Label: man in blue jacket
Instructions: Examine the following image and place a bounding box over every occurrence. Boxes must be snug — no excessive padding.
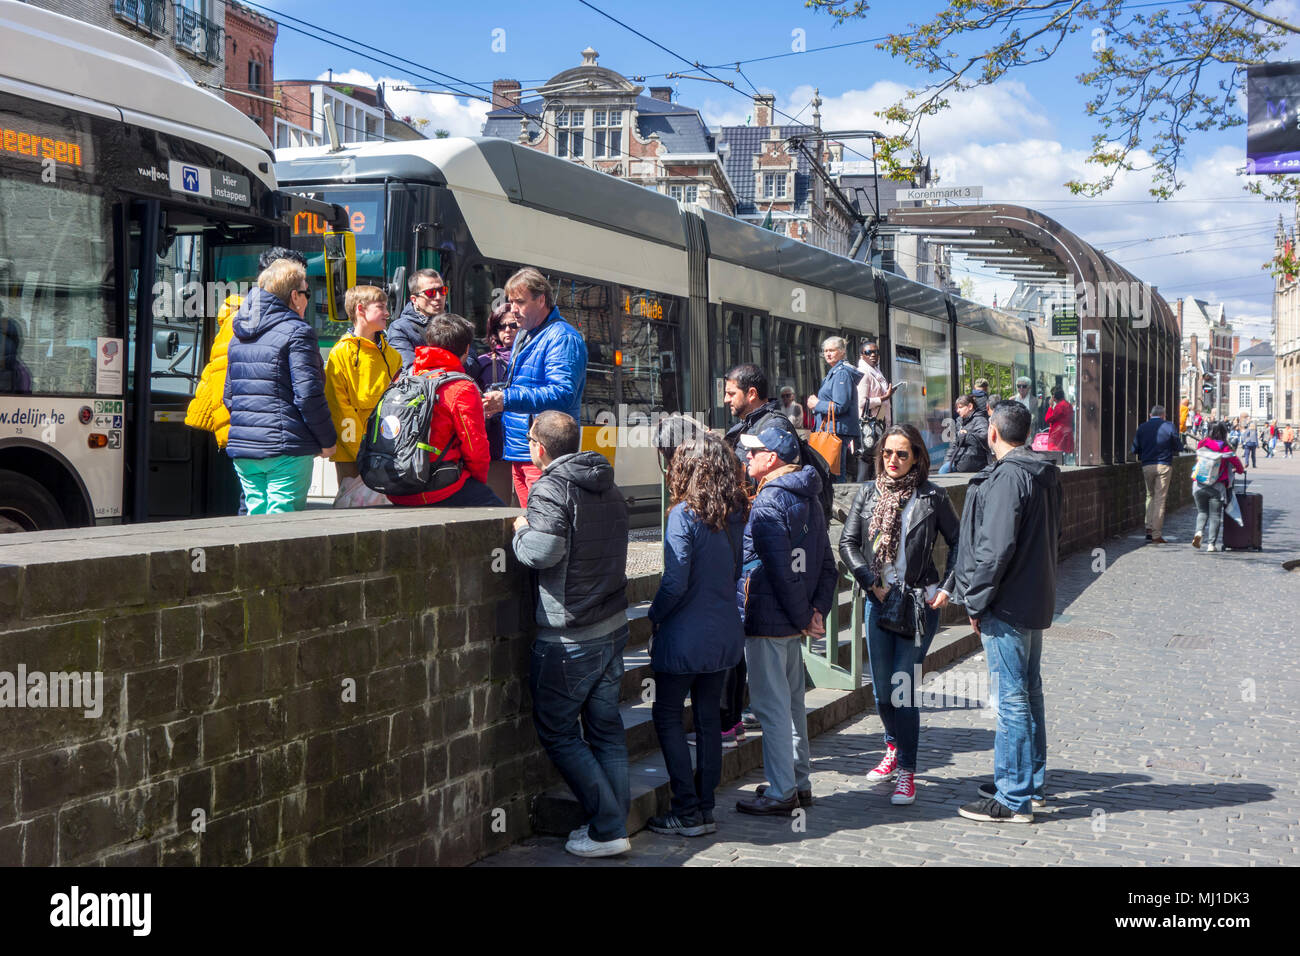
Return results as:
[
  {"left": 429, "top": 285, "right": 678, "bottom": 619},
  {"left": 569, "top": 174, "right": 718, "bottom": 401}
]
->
[
  {"left": 483, "top": 267, "right": 588, "bottom": 507},
  {"left": 1131, "top": 404, "right": 1182, "bottom": 543},
  {"left": 734, "top": 427, "right": 837, "bottom": 816}
]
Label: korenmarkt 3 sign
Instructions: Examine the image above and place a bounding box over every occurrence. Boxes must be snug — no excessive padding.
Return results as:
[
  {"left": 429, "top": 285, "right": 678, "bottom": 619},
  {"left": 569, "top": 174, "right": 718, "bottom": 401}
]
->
[{"left": 900, "top": 185, "right": 983, "bottom": 202}]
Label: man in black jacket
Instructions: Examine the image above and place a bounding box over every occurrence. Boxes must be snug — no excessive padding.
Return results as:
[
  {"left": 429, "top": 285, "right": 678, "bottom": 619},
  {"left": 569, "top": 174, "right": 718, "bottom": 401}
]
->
[
  {"left": 939, "top": 395, "right": 989, "bottom": 474},
  {"left": 512, "top": 410, "right": 631, "bottom": 858},
  {"left": 387, "top": 269, "right": 447, "bottom": 369},
  {"left": 952, "top": 402, "right": 1061, "bottom": 824},
  {"left": 722, "top": 364, "right": 801, "bottom": 472}
]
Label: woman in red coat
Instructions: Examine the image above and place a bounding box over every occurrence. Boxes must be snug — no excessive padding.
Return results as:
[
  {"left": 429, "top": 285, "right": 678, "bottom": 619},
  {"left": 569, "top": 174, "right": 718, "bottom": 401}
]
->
[{"left": 1044, "top": 386, "right": 1074, "bottom": 456}]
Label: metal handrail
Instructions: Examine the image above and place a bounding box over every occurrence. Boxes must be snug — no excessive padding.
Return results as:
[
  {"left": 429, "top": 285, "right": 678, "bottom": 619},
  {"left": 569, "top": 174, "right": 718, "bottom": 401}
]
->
[
  {"left": 802, "top": 566, "right": 863, "bottom": 690},
  {"left": 113, "top": 0, "right": 166, "bottom": 35},
  {"left": 173, "top": 3, "right": 223, "bottom": 63}
]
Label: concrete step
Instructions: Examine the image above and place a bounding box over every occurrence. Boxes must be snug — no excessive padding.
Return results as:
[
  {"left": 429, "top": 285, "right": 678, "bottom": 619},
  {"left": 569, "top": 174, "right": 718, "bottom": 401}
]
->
[{"left": 529, "top": 623, "right": 981, "bottom": 837}]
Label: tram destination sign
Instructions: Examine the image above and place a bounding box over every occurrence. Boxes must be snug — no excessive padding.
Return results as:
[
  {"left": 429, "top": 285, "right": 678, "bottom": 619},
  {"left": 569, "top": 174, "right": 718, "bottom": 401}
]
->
[{"left": 900, "top": 185, "right": 983, "bottom": 202}]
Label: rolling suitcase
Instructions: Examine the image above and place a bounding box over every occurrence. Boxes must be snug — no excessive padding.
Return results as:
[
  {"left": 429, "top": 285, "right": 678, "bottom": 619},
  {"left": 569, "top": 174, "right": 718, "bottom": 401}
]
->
[{"left": 1223, "top": 474, "right": 1263, "bottom": 551}]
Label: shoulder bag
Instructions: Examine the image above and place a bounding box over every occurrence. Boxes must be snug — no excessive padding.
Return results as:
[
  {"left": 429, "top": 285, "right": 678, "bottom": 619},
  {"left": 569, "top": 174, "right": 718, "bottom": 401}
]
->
[{"left": 809, "top": 403, "right": 843, "bottom": 476}]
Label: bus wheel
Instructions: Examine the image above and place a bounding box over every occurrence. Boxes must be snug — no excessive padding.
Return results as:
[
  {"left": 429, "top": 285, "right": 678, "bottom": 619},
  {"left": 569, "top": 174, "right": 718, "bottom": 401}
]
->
[{"left": 0, "top": 469, "right": 67, "bottom": 531}]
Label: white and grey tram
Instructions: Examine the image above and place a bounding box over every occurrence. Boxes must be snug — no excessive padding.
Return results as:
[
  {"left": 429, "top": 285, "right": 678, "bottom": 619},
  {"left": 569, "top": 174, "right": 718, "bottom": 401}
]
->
[{"left": 276, "top": 137, "right": 1070, "bottom": 521}]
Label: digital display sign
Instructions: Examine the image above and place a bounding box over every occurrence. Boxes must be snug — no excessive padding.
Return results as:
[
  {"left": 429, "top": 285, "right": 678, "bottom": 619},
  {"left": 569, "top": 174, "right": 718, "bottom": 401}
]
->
[
  {"left": 1, "top": 124, "right": 86, "bottom": 166},
  {"left": 292, "top": 202, "right": 378, "bottom": 237},
  {"left": 1247, "top": 62, "right": 1300, "bottom": 174},
  {"left": 623, "top": 292, "right": 663, "bottom": 320}
]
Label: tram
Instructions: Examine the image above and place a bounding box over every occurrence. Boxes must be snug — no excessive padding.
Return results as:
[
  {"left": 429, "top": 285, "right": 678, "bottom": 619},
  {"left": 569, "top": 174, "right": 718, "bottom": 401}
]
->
[{"left": 276, "top": 137, "right": 1071, "bottom": 519}]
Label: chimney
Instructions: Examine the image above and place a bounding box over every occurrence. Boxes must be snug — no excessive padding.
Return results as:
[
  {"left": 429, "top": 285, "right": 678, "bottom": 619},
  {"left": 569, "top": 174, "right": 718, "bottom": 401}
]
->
[
  {"left": 492, "top": 79, "right": 521, "bottom": 110},
  {"left": 754, "top": 93, "right": 775, "bottom": 127},
  {"left": 581, "top": 46, "right": 599, "bottom": 66},
  {"left": 649, "top": 86, "right": 673, "bottom": 102}
]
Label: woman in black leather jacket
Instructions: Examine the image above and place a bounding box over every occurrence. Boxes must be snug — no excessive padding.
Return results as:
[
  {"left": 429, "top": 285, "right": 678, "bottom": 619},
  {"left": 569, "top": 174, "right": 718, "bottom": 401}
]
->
[{"left": 839, "top": 423, "right": 960, "bottom": 807}]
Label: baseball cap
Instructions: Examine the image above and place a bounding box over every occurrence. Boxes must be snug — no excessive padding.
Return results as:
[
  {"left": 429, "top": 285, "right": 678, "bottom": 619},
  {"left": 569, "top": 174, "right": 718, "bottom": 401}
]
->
[{"left": 739, "top": 427, "right": 799, "bottom": 464}]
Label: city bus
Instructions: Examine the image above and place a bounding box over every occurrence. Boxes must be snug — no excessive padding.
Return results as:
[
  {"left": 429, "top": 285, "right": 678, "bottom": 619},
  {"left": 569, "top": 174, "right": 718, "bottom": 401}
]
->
[{"left": 0, "top": 1, "right": 346, "bottom": 531}]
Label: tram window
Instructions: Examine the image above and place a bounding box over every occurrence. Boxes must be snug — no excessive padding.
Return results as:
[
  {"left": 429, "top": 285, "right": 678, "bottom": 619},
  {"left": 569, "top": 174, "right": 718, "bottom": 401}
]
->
[
  {"left": 0, "top": 176, "right": 114, "bottom": 396},
  {"left": 619, "top": 287, "right": 682, "bottom": 416},
  {"left": 723, "top": 308, "right": 744, "bottom": 372},
  {"left": 548, "top": 272, "right": 613, "bottom": 425},
  {"left": 749, "top": 314, "right": 768, "bottom": 371}
]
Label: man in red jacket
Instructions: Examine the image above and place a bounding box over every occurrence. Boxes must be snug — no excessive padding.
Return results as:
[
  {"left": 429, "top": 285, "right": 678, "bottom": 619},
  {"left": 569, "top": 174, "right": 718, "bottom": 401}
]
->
[{"left": 388, "top": 314, "right": 505, "bottom": 508}]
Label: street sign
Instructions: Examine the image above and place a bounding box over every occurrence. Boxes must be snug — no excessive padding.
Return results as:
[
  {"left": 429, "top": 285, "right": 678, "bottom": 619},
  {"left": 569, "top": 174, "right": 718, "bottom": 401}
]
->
[
  {"left": 900, "top": 185, "right": 983, "bottom": 202},
  {"left": 1050, "top": 310, "right": 1080, "bottom": 341}
]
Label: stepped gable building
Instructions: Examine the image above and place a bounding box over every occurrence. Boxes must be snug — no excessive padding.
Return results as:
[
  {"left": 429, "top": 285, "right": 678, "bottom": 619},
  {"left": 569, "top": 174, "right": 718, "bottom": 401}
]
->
[
  {"left": 222, "top": 1, "right": 277, "bottom": 136},
  {"left": 482, "top": 48, "right": 736, "bottom": 215},
  {"left": 716, "top": 93, "right": 857, "bottom": 256},
  {"left": 1178, "top": 297, "right": 1234, "bottom": 417}
]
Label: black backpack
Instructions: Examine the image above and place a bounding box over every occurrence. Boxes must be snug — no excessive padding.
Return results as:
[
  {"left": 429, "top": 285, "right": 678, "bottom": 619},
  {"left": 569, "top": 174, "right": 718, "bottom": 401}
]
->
[{"left": 358, "top": 369, "right": 474, "bottom": 496}]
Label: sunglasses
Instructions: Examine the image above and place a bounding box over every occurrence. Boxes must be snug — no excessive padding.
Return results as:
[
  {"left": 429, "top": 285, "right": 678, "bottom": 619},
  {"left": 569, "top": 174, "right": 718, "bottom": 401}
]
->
[
  {"left": 863, "top": 350, "right": 878, "bottom": 356},
  {"left": 499, "top": 322, "right": 519, "bottom": 330},
  {"left": 881, "top": 448, "right": 911, "bottom": 460},
  {"left": 292, "top": 287, "right": 309, "bottom": 298},
  {"left": 416, "top": 286, "right": 447, "bottom": 300}
]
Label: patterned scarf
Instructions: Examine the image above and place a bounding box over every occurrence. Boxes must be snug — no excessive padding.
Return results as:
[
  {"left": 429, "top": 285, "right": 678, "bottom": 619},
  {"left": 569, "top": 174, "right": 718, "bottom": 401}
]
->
[{"left": 866, "top": 466, "right": 922, "bottom": 580}]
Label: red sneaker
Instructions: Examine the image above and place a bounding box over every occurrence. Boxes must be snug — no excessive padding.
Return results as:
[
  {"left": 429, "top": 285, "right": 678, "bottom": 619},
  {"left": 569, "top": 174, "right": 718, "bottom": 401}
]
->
[
  {"left": 866, "top": 744, "right": 898, "bottom": 783},
  {"left": 891, "top": 770, "right": 916, "bottom": 805}
]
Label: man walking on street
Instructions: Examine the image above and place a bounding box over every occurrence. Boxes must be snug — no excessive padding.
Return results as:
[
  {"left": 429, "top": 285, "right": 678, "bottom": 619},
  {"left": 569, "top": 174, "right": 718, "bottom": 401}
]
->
[
  {"left": 953, "top": 402, "right": 1061, "bottom": 824},
  {"left": 512, "top": 411, "right": 631, "bottom": 857},
  {"left": 734, "top": 427, "right": 837, "bottom": 816},
  {"left": 1131, "top": 405, "right": 1182, "bottom": 543}
]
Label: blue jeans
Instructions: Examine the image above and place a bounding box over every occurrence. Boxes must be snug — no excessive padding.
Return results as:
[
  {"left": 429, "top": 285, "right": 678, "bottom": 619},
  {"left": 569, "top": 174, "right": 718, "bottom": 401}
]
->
[
  {"left": 652, "top": 669, "right": 725, "bottom": 816},
  {"left": 1193, "top": 483, "right": 1226, "bottom": 548},
  {"left": 938, "top": 461, "right": 953, "bottom": 475},
  {"left": 978, "top": 613, "right": 1046, "bottom": 813},
  {"left": 865, "top": 596, "right": 941, "bottom": 771},
  {"left": 529, "top": 625, "right": 631, "bottom": 841},
  {"left": 744, "top": 636, "right": 810, "bottom": 802}
]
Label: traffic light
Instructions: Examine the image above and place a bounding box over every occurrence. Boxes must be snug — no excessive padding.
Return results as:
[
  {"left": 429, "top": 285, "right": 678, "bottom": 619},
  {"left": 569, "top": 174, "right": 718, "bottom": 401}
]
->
[{"left": 1202, "top": 373, "right": 1215, "bottom": 409}]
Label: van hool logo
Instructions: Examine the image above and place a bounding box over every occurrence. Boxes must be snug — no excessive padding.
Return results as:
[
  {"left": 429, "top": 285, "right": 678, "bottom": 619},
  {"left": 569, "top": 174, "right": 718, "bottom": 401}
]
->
[{"left": 0, "top": 666, "right": 103, "bottom": 718}]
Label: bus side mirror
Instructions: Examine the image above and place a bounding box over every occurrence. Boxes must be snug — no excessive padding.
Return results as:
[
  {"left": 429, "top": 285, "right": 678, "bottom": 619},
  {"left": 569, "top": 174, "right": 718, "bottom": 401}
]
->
[
  {"left": 388, "top": 265, "right": 407, "bottom": 315},
  {"left": 322, "top": 230, "right": 356, "bottom": 324},
  {"left": 154, "top": 329, "right": 179, "bottom": 360}
]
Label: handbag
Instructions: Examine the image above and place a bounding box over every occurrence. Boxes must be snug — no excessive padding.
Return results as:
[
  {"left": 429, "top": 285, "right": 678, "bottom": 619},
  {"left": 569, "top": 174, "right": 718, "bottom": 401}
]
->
[
  {"left": 860, "top": 413, "right": 885, "bottom": 461},
  {"left": 1031, "top": 430, "right": 1051, "bottom": 452},
  {"left": 877, "top": 583, "right": 922, "bottom": 637},
  {"left": 808, "top": 403, "right": 843, "bottom": 476}
]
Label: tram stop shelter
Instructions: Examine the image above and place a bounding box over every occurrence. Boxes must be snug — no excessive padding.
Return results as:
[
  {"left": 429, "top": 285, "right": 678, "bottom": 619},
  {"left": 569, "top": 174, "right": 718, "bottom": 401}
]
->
[{"left": 886, "top": 203, "right": 1180, "bottom": 466}]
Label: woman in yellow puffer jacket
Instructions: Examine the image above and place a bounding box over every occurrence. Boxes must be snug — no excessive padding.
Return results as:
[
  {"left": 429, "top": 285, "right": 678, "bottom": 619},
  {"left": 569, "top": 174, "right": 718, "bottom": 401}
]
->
[
  {"left": 325, "top": 285, "right": 400, "bottom": 482},
  {"left": 185, "top": 293, "right": 241, "bottom": 447}
]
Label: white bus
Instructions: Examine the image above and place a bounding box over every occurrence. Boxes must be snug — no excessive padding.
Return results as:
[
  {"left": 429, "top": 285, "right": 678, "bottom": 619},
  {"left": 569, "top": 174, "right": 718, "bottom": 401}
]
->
[{"left": 0, "top": 1, "right": 344, "bottom": 530}]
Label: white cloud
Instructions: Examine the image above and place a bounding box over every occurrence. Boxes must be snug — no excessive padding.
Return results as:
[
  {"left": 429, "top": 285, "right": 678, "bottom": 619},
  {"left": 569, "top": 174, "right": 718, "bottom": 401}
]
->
[{"left": 314, "top": 69, "right": 490, "bottom": 138}]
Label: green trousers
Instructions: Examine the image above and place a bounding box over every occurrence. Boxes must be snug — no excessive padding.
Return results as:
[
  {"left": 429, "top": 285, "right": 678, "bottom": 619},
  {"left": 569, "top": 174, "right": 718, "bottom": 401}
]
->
[{"left": 232, "top": 454, "right": 316, "bottom": 514}]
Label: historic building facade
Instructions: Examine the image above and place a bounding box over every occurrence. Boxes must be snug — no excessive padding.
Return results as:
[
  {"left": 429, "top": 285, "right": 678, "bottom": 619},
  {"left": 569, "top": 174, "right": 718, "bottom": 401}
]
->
[
  {"left": 222, "top": 1, "right": 276, "bottom": 137},
  {"left": 1178, "top": 297, "right": 1234, "bottom": 417},
  {"left": 483, "top": 48, "right": 737, "bottom": 215},
  {"left": 1273, "top": 213, "right": 1300, "bottom": 423}
]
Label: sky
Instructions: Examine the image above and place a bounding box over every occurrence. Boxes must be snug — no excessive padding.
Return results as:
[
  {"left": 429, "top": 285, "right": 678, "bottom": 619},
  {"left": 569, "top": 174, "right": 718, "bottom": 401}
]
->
[{"left": 256, "top": 0, "right": 1300, "bottom": 340}]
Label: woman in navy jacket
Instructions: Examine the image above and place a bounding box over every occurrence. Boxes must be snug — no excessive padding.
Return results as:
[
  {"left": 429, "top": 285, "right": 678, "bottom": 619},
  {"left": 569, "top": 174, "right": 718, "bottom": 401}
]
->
[
  {"left": 223, "top": 260, "right": 336, "bottom": 513},
  {"left": 647, "top": 435, "right": 749, "bottom": 837}
]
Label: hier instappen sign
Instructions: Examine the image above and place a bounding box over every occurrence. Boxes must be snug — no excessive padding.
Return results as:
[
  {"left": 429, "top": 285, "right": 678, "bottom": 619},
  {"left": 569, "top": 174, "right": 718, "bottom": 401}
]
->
[{"left": 900, "top": 185, "right": 983, "bottom": 202}]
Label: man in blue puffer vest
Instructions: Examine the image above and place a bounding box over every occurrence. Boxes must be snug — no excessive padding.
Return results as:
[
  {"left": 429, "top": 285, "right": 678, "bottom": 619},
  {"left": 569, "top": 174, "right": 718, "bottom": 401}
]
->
[
  {"left": 734, "top": 427, "right": 837, "bottom": 816},
  {"left": 482, "top": 267, "right": 587, "bottom": 507},
  {"left": 224, "top": 259, "right": 336, "bottom": 513}
]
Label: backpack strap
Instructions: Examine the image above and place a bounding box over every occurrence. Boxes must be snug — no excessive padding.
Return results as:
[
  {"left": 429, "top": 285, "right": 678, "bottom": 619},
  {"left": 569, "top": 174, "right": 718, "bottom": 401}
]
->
[{"left": 411, "top": 370, "right": 476, "bottom": 461}]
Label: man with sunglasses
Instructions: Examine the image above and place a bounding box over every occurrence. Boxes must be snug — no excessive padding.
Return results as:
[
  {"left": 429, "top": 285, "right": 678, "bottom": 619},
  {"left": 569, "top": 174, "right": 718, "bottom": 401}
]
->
[{"left": 388, "top": 268, "right": 448, "bottom": 370}]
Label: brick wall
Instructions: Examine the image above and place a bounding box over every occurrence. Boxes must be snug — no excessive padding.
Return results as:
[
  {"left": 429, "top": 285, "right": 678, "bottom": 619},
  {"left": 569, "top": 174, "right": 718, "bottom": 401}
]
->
[{"left": 0, "top": 508, "right": 561, "bottom": 866}]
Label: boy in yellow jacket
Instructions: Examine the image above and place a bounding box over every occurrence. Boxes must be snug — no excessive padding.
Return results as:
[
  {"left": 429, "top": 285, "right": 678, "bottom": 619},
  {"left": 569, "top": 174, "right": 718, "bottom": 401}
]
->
[{"left": 325, "top": 285, "right": 401, "bottom": 482}]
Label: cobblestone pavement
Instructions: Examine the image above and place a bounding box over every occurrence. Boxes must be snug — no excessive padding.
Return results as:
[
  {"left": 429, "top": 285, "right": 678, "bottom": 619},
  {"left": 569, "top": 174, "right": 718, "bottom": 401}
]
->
[{"left": 481, "top": 456, "right": 1300, "bottom": 866}]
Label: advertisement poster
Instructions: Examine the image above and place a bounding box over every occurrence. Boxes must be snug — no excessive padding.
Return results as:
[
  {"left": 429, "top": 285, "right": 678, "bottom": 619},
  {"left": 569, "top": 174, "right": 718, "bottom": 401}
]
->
[{"left": 96, "top": 337, "right": 123, "bottom": 394}]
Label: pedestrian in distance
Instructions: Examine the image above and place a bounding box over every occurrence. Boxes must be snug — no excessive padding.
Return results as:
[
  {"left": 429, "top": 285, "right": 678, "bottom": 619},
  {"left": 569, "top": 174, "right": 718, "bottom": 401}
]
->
[
  {"left": 511, "top": 410, "right": 631, "bottom": 858},
  {"left": 324, "top": 284, "right": 400, "bottom": 504},
  {"left": 483, "top": 267, "right": 588, "bottom": 508},
  {"left": 1043, "top": 386, "right": 1075, "bottom": 459},
  {"left": 470, "top": 301, "right": 519, "bottom": 504},
  {"left": 952, "top": 402, "right": 1061, "bottom": 824},
  {"left": 839, "top": 424, "right": 959, "bottom": 806},
  {"left": 1013, "top": 375, "right": 1035, "bottom": 417},
  {"left": 388, "top": 268, "right": 447, "bottom": 370},
  {"left": 807, "top": 336, "right": 864, "bottom": 483},
  {"left": 971, "top": 378, "right": 992, "bottom": 419},
  {"left": 733, "top": 427, "right": 837, "bottom": 816},
  {"left": 1284, "top": 423, "right": 1295, "bottom": 457},
  {"left": 938, "top": 394, "right": 989, "bottom": 474},
  {"left": 386, "top": 314, "right": 503, "bottom": 508},
  {"left": 1227, "top": 423, "right": 1241, "bottom": 452},
  {"left": 1241, "top": 421, "right": 1260, "bottom": 468},
  {"left": 778, "top": 385, "right": 806, "bottom": 430},
  {"left": 223, "top": 258, "right": 336, "bottom": 514},
  {"left": 856, "top": 339, "right": 897, "bottom": 480},
  {"left": 1130, "top": 405, "right": 1182, "bottom": 543},
  {"left": 1191, "top": 423, "right": 1244, "bottom": 553},
  {"left": 647, "top": 435, "right": 749, "bottom": 837}
]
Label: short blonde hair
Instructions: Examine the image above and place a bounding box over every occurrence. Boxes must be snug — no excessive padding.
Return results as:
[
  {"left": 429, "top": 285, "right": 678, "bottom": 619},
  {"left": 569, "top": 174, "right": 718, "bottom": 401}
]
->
[
  {"left": 258, "top": 260, "right": 307, "bottom": 305},
  {"left": 505, "top": 266, "right": 554, "bottom": 309},
  {"left": 821, "top": 335, "right": 847, "bottom": 354},
  {"left": 344, "top": 284, "right": 386, "bottom": 321}
]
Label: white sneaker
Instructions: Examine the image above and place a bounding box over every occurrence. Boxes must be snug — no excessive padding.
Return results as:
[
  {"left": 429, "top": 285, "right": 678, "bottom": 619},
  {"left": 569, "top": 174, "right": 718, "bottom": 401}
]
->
[
  {"left": 1206, "top": 544, "right": 1218, "bottom": 552},
  {"left": 564, "top": 832, "right": 631, "bottom": 858},
  {"left": 568, "top": 824, "right": 588, "bottom": 842}
]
